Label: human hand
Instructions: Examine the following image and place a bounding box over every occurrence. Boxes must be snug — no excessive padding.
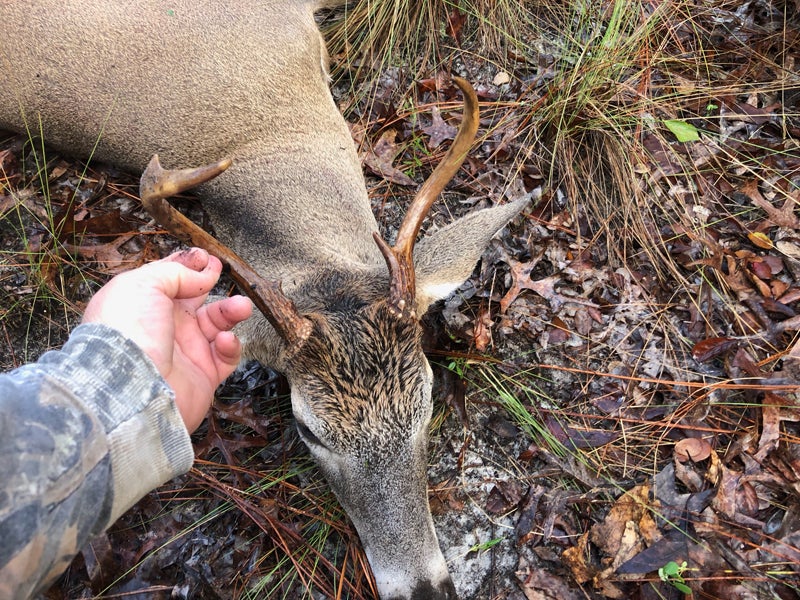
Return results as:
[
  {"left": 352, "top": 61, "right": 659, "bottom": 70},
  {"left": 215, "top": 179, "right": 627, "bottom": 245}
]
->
[{"left": 82, "top": 248, "right": 253, "bottom": 431}]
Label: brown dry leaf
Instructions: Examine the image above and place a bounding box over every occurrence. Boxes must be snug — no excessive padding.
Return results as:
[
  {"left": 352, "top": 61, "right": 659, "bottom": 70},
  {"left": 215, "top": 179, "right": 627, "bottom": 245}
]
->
[
  {"left": 573, "top": 307, "right": 594, "bottom": 336},
  {"left": 740, "top": 180, "right": 800, "bottom": 229},
  {"left": 674, "top": 438, "right": 712, "bottom": 463},
  {"left": 445, "top": 7, "right": 467, "bottom": 42},
  {"left": 776, "top": 239, "right": 800, "bottom": 261},
  {"left": 82, "top": 533, "right": 117, "bottom": 591},
  {"left": 486, "top": 480, "right": 525, "bottom": 515},
  {"left": 755, "top": 392, "right": 800, "bottom": 462},
  {"left": 438, "top": 368, "right": 468, "bottom": 428},
  {"left": 745, "top": 262, "right": 773, "bottom": 297},
  {"left": 547, "top": 316, "right": 571, "bottom": 344},
  {"left": 214, "top": 398, "right": 273, "bottom": 438},
  {"left": 500, "top": 257, "right": 564, "bottom": 313},
  {"left": 711, "top": 463, "right": 759, "bottom": 523},
  {"left": 595, "top": 521, "right": 645, "bottom": 581},
  {"left": 48, "top": 161, "right": 69, "bottom": 180},
  {"left": 472, "top": 305, "right": 493, "bottom": 352},
  {"left": 422, "top": 106, "right": 458, "bottom": 149},
  {"left": 0, "top": 194, "right": 16, "bottom": 217},
  {"left": 562, "top": 532, "right": 594, "bottom": 584},
  {"left": 590, "top": 485, "right": 657, "bottom": 560},
  {"left": 63, "top": 233, "right": 139, "bottom": 274},
  {"left": 545, "top": 415, "right": 618, "bottom": 450},
  {"left": 576, "top": 484, "right": 663, "bottom": 597},
  {"left": 516, "top": 559, "right": 582, "bottom": 600},
  {"left": 362, "top": 129, "right": 415, "bottom": 186},
  {"left": 193, "top": 407, "right": 268, "bottom": 470},
  {"left": 674, "top": 439, "right": 719, "bottom": 492},
  {"left": 62, "top": 208, "right": 132, "bottom": 238}
]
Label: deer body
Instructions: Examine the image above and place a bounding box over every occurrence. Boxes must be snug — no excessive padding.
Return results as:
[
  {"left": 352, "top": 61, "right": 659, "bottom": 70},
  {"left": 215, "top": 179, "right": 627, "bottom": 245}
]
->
[{"left": 0, "top": 2, "right": 527, "bottom": 598}]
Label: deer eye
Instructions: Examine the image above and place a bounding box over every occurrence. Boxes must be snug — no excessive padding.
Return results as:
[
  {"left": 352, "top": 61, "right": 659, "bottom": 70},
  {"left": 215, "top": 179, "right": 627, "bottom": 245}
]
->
[{"left": 296, "top": 421, "right": 325, "bottom": 448}]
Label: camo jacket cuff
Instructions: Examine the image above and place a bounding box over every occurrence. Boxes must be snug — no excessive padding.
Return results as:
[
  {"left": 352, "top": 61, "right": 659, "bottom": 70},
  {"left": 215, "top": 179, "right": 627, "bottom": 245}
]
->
[{"left": 0, "top": 323, "right": 194, "bottom": 598}]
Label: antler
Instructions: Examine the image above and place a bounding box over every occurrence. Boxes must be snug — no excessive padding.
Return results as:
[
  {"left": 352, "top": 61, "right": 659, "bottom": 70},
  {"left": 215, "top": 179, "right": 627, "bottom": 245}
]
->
[
  {"left": 139, "top": 155, "right": 313, "bottom": 352},
  {"left": 373, "top": 76, "right": 479, "bottom": 319}
]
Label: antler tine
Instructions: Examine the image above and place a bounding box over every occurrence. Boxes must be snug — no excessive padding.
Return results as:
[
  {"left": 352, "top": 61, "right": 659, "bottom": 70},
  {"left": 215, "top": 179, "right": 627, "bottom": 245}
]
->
[
  {"left": 139, "top": 154, "right": 313, "bottom": 352},
  {"left": 374, "top": 76, "right": 480, "bottom": 319}
]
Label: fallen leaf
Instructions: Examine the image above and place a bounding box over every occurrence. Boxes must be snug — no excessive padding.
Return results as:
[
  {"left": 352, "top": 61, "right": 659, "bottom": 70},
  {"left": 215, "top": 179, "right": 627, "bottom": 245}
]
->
[
  {"left": 62, "top": 233, "right": 139, "bottom": 274},
  {"left": 692, "top": 336, "right": 739, "bottom": 362},
  {"left": 674, "top": 438, "right": 712, "bottom": 463},
  {"left": 748, "top": 231, "right": 773, "bottom": 249},
  {"left": 546, "top": 415, "right": 619, "bottom": 449},
  {"left": 516, "top": 559, "right": 583, "bottom": 600},
  {"left": 500, "top": 257, "right": 569, "bottom": 313},
  {"left": 486, "top": 480, "right": 525, "bottom": 514},
  {"left": 755, "top": 392, "right": 799, "bottom": 462},
  {"left": 664, "top": 119, "right": 700, "bottom": 142},
  {"left": 562, "top": 532, "right": 594, "bottom": 584},
  {"left": 547, "top": 316, "right": 571, "bottom": 344},
  {"left": 493, "top": 71, "right": 511, "bottom": 86},
  {"left": 740, "top": 180, "right": 800, "bottom": 229},
  {"left": 445, "top": 7, "right": 467, "bottom": 42},
  {"left": 473, "top": 305, "right": 493, "bottom": 352},
  {"left": 362, "top": 129, "right": 415, "bottom": 186},
  {"left": 776, "top": 239, "right": 800, "bottom": 260},
  {"left": 422, "top": 106, "right": 458, "bottom": 149}
]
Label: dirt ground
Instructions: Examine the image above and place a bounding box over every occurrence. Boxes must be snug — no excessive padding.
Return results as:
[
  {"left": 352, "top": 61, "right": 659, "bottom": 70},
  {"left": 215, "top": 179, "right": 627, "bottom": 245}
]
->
[{"left": 2, "top": 1, "right": 800, "bottom": 599}]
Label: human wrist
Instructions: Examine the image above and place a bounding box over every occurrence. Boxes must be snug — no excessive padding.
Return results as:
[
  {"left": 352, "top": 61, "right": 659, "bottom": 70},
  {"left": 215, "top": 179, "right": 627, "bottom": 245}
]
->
[{"left": 38, "top": 324, "right": 194, "bottom": 520}]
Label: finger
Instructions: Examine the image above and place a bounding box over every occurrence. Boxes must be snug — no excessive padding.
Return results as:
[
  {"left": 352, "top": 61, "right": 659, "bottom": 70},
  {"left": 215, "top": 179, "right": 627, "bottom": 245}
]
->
[
  {"left": 197, "top": 295, "right": 253, "bottom": 339},
  {"left": 212, "top": 331, "right": 243, "bottom": 380}
]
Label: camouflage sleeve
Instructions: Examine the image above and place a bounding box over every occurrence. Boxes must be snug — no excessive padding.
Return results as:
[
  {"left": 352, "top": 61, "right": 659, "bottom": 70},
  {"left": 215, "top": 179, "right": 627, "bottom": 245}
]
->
[{"left": 0, "top": 323, "right": 195, "bottom": 598}]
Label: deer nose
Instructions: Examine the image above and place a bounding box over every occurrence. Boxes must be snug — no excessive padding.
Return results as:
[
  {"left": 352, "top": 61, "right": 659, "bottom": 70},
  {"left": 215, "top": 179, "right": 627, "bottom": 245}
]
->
[
  {"left": 409, "top": 575, "right": 458, "bottom": 600},
  {"left": 378, "top": 574, "right": 458, "bottom": 600}
]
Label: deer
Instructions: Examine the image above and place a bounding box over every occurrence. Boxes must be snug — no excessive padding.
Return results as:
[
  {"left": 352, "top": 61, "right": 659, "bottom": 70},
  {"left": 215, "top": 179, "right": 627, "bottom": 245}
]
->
[{"left": 0, "top": 1, "right": 528, "bottom": 598}]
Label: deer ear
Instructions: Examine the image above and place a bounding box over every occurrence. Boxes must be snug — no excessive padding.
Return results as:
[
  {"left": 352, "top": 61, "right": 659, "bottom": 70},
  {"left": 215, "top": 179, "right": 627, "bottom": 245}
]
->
[{"left": 413, "top": 197, "right": 529, "bottom": 314}]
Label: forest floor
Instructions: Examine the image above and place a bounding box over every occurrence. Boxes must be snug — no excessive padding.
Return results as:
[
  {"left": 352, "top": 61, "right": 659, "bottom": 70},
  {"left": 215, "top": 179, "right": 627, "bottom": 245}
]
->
[{"left": 2, "top": 1, "right": 800, "bottom": 598}]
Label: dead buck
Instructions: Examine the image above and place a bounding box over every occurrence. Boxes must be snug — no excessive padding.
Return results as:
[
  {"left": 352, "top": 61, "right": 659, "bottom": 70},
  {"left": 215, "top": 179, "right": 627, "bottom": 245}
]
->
[{"left": 0, "top": 1, "right": 528, "bottom": 598}]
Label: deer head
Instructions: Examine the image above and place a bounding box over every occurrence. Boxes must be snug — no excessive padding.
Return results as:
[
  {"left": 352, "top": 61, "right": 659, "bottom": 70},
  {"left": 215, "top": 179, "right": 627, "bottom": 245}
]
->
[{"left": 140, "top": 78, "right": 526, "bottom": 599}]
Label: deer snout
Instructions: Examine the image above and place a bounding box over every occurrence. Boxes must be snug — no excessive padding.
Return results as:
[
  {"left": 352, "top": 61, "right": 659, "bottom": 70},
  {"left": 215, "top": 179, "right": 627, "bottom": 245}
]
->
[{"left": 370, "top": 558, "right": 457, "bottom": 600}]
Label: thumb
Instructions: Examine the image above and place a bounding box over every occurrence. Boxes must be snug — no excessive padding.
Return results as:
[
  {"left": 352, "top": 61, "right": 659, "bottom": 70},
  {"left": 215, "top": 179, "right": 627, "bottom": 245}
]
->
[{"left": 136, "top": 248, "right": 223, "bottom": 300}]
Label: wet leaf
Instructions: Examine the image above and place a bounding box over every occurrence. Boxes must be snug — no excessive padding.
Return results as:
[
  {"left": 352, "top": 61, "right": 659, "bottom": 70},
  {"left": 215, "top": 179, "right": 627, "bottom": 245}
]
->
[{"left": 692, "top": 337, "right": 738, "bottom": 362}]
